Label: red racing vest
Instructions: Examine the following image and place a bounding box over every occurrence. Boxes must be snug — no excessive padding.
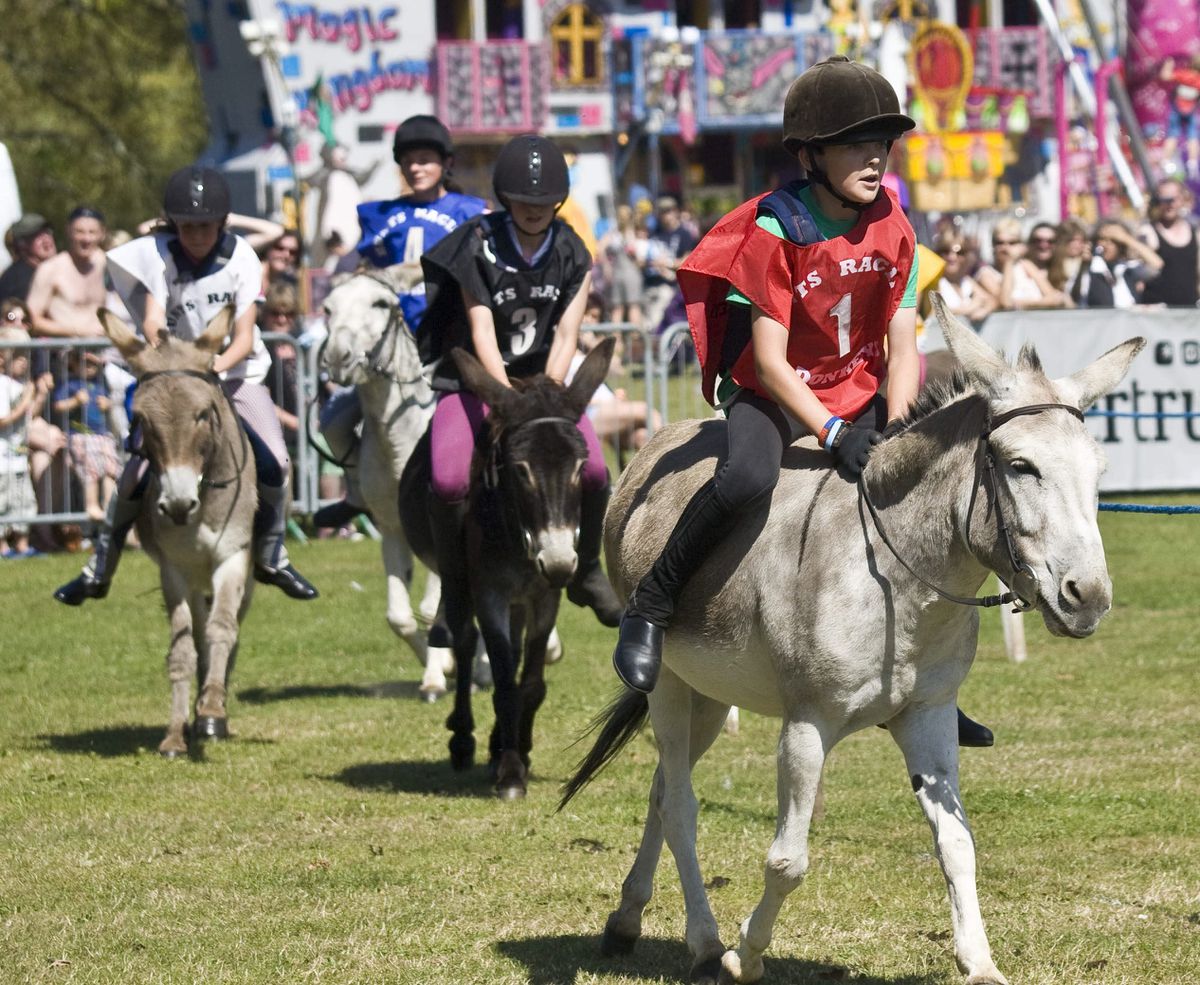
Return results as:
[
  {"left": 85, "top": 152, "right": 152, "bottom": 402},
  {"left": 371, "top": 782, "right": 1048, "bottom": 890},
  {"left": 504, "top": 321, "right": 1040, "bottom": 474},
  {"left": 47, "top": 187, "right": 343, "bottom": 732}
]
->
[{"left": 678, "top": 186, "right": 914, "bottom": 420}]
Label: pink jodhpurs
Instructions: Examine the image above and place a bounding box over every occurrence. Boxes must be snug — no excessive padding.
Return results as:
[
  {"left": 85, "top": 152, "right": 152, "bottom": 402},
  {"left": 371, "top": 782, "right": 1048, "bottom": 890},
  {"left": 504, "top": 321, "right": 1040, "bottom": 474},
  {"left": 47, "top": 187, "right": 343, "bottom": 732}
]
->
[{"left": 430, "top": 390, "right": 608, "bottom": 502}]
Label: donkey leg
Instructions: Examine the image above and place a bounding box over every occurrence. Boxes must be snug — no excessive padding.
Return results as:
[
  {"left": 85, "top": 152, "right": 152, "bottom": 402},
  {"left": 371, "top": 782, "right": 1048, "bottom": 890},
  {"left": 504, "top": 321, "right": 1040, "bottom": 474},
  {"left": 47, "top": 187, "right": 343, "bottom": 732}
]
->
[
  {"left": 159, "top": 568, "right": 196, "bottom": 758},
  {"left": 476, "top": 588, "right": 525, "bottom": 799},
  {"left": 889, "top": 703, "right": 1008, "bottom": 985},
  {"left": 605, "top": 686, "right": 731, "bottom": 975},
  {"left": 649, "top": 669, "right": 727, "bottom": 982},
  {"left": 381, "top": 531, "right": 431, "bottom": 670},
  {"left": 515, "top": 594, "right": 559, "bottom": 770},
  {"left": 417, "top": 569, "right": 440, "bottom": 628},
  {"left": 723, "top": 717, "right": 827, "bottom": 985},
  {"left": 195, "top": 554, "right": 249, "bottom": 740}
]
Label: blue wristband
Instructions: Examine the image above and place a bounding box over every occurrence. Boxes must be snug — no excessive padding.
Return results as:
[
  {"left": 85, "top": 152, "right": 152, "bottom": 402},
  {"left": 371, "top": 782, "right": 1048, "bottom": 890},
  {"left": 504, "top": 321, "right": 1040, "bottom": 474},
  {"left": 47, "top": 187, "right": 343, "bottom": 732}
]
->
[{"left": 823, "top": 418, "right": 846, "bottom": 451}]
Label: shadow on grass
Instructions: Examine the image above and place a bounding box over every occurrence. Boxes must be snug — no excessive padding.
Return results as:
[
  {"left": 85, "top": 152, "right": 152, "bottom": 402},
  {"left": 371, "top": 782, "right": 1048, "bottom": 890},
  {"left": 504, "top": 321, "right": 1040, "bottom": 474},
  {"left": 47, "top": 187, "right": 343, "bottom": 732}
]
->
[
  {"left": 38, "top": 724, "right": 164, "bottom": 757},
  {"left": 328, "top": 759, "right": 498, "bottom": 799},
  {"left": 496, "top": 933, "right": 938, "bottom": 984},
  {"left": 237, "top": 680, "right": 422, "bottom": 704},
  {"left": 37, "top": 725, "right": 274, "bottom": 759}
]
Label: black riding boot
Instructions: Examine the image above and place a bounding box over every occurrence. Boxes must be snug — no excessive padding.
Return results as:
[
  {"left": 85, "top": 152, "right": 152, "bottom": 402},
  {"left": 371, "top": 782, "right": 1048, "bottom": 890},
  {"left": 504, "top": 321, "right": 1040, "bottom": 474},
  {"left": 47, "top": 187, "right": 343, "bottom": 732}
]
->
[
  {"left": 957, "top": 708, "right": 994, "bottom": 747},
  {"left": 54, "top": 492, "right": 140, "bottom": 605},
  {"left": 565, "top": 484, "right": 623, "bottom": 627},
  {"left": 613, "top": 479, "right": 739, "bottom": 693}
]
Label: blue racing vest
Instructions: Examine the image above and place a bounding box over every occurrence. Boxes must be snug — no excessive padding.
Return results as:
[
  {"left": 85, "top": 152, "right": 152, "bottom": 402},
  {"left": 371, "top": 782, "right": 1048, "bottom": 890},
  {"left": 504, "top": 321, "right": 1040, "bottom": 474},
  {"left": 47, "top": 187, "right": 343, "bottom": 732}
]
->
[{"left": 356, "top": 191, "right": 487, "bottom": 330}]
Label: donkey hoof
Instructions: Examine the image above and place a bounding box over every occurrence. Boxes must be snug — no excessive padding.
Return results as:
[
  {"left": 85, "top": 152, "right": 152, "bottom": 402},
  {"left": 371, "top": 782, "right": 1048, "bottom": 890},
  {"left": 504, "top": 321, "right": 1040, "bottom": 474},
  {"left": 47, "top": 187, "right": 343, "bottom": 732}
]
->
[
  {"left": 599, "top": 918, "right": 638, "bottom": 957},
  {"left": 494, "top": 778, "right": 527, "bottom": 800},
  {"left": 691, "top": 955, "right": 724, "bottom": 984},
  {"left": 419, "top": 685, "right": 445, "bottom": 703},
  {"left": 158, "top": 745, "right": 186, "bottom": 759},
  {"left": 448, "top": 734, "right": 475, "bottom": 771},
  {"left": 193, "top": 716, "right": 228, "bottom": 740}
]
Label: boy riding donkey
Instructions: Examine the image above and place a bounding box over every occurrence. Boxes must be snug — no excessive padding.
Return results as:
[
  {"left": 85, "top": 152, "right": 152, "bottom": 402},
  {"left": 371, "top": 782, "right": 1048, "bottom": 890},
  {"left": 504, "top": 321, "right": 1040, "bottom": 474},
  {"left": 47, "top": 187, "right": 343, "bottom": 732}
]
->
[{"left": 611, "top": 56, "right": 993, "bottom": 747}]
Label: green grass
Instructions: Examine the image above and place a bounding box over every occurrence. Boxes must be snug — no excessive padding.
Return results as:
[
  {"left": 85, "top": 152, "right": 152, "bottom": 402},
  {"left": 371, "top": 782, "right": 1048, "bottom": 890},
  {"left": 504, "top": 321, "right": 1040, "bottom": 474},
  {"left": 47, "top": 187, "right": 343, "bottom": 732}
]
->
[{"left": 0, "top": 497, "right": 1197, "bottom": 984}]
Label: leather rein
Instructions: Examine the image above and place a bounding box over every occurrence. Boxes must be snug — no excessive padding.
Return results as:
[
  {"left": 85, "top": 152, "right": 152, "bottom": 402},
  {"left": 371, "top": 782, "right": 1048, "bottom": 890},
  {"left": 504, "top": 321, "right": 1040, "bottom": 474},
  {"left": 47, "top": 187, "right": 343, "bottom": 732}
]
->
[
  {"left": 858, "top": 402, "right": 1085, "bottom": 612},
  {"left": 136, "top": 368, "right": 250, "bottom": 490}
]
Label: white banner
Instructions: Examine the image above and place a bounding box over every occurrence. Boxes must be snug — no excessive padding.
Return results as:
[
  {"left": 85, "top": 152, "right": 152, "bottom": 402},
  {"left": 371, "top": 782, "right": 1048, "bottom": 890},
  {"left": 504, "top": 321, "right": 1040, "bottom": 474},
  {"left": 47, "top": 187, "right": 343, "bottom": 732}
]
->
[{"left": 922, "top": 309, "right": 1200, "bottom": 493}]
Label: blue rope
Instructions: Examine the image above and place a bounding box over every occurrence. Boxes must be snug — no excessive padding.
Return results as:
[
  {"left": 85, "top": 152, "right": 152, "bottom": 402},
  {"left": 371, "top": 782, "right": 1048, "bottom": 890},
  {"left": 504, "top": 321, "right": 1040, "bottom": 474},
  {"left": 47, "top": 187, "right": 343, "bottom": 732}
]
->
[
  {"left": 1099, "top": 503, "right": 1200, "bottom": 514},
  {"left": 1085, "top": 409, "right": 1200, "bottom": 419}
]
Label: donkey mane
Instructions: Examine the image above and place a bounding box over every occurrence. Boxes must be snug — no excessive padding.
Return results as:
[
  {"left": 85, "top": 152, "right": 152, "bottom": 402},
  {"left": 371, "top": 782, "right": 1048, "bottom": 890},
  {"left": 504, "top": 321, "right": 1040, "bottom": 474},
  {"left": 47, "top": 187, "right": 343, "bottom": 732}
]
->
[
  {"left": 895, "top": 369, "right": 973, "bottom": 431},
  {"left": 870, "top": 342, "right": 1052, "bottom": 495},
  {"left": 497, "top": 374, "right": 579, "bottom": 424}
]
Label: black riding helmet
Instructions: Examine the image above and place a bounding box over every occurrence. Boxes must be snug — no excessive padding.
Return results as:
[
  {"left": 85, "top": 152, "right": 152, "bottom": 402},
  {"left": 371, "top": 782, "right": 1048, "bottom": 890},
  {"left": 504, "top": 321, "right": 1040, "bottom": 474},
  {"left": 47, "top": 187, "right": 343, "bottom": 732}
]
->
[
  {"left": 492, "top": 135, "right": 570, "bottom": 207},
  {"left": 782, "top": 56, "right": 915, "bottom": 210},
  {"left": 392, "top": 114, "right": 453, "bottom": 163},
  {"left": 163, "top": 166, "right": 230, "bottom": 222}
]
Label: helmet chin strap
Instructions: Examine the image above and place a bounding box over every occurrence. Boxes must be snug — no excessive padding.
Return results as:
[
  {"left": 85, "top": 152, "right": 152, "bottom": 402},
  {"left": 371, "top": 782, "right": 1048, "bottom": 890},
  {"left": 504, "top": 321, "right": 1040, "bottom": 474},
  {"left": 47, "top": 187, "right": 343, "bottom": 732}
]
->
[
  {"left": 502, "top": 197, "right": 565, "bottom": 238},
  {"left": 804, "top": 143, "right": 894, "bottom": 214}
]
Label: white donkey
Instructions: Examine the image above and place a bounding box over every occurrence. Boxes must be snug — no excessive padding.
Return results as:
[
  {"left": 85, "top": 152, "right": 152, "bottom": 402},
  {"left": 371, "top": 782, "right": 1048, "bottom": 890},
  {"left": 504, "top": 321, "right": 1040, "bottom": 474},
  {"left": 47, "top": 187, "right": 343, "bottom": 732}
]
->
[
  {"left": 562, "top": 294, "right": 1143, "bottom": 984},
  {"left": 320, "top": 269, "right": 559, "bottom": 699},
  {"left": 321, "top": 268, "right": 446, "bottom": 696},
  {"left": 101, "top": 308, "right": 257, "bottom": 757}
]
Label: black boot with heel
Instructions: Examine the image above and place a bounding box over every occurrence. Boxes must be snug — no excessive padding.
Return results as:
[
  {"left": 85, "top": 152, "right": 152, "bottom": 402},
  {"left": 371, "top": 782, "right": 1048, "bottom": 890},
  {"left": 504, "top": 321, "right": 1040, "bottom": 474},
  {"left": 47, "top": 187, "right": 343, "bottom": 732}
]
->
[
  {"left": 612, "top": 479, "right": 739, "bottom": 693},
  {"left": 565, "top": 484, "right": 624, "bottom": 627}
]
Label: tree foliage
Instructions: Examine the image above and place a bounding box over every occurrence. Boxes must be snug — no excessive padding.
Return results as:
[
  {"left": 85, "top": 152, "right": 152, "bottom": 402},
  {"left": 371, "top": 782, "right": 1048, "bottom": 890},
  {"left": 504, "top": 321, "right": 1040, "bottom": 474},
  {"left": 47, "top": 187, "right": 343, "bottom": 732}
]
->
[{"left": 0, "top": 0, "right": 208, "bottom": 235}]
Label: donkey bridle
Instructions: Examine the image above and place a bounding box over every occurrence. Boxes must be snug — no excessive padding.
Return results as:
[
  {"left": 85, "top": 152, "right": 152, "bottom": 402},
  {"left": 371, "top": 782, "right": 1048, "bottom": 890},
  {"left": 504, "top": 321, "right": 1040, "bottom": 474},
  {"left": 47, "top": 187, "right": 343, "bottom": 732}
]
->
[
  {"left": 482, "top": 414, "right": 580, "bottom": 561},
  {"left": 859, "top": 402, "right": 1085, "bottom": 611},
  {"left": 137, "top": 368, "right": 249, "bottom": 489},
  {"left": 309, "top": 285, "right": 430, "bottom": 468}
]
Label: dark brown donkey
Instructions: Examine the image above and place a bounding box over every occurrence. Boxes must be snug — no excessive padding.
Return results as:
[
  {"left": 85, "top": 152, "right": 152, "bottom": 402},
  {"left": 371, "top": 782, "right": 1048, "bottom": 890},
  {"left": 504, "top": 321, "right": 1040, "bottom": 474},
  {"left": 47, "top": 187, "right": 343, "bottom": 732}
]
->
[{"left": 400, "top": 339, "right": 615, "bottom": 798}]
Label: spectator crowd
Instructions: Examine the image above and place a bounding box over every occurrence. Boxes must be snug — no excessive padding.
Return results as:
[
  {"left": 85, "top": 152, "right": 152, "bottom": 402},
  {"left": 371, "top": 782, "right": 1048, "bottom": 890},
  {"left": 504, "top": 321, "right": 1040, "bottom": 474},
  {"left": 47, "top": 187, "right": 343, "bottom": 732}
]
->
[{"left": 3, "top": 173, "right": 1199, "bottom": 558}]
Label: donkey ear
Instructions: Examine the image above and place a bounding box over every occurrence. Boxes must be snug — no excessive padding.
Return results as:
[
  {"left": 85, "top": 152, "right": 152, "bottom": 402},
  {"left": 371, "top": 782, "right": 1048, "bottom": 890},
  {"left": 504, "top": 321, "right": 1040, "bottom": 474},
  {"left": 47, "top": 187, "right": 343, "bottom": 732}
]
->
[
  {"left": 98, "top": 308, "right": 145, "bottom": 359},
  {"left": 450, "top": 347, "right": 512, "bottom": 409},
  {"left": 1053, "top": 337, "right": 1146, "bottom": 411},
  {"left": 929, "top": 292, "right": 1009, "bottom": 387},
  {"left": 382, "top": 262, "right": 424, "bottom": 296},
  {"left": 566, "top": 337, "right": 615, "bottom": 417},
  {"left": 196, "top": 305, "right": 234, "bottom": 354}
]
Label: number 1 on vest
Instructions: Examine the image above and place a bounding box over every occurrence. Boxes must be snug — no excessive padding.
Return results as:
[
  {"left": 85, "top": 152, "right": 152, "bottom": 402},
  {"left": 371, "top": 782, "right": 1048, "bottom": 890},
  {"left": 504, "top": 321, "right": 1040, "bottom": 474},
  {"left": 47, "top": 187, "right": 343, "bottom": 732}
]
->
[{"left": 828, "top": 293, "right": 852, "bottom": 357}]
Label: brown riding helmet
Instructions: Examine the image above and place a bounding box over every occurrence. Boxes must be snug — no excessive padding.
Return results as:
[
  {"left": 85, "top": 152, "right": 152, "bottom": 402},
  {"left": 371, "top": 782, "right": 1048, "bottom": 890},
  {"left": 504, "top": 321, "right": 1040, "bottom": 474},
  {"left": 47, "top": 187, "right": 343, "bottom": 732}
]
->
[{"left": 782, "top": 56, "right": 916, "bottom": 153}]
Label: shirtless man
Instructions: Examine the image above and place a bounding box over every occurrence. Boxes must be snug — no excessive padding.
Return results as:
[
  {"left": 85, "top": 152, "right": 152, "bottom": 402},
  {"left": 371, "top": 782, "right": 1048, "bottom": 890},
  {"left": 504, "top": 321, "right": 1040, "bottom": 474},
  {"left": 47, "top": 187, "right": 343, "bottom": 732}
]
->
[{"left": 27, "top": 207, "right": 109, "bottom": 339}]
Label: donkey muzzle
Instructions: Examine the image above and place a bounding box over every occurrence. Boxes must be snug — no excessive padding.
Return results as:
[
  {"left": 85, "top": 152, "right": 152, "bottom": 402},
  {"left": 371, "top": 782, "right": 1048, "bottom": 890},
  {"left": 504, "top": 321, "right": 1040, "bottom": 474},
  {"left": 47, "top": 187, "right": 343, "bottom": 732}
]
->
[
  {"left": 535, "top": 526, "right": 578, "bottom": 588},
  {"left": 157, "top": 466, "right": 201, "bottom": 526}
]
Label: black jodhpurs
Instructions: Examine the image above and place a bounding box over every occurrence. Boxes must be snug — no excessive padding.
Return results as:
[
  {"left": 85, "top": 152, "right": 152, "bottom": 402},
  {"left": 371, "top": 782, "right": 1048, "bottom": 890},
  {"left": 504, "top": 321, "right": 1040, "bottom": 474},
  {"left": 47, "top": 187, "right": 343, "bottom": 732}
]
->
[{"left": 629, "top": 388, "right": 884, "bottom": 627}]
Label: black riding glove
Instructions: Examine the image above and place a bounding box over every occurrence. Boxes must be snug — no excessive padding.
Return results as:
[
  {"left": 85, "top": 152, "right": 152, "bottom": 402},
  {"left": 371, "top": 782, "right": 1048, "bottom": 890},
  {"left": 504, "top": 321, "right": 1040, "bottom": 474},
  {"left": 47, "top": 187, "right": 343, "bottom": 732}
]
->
[
  {"left": 881, "top": 418, "right": 906, "bottom": 441},
  {"left": 830, "top": 422, "right": 883, "bottom": 477}
]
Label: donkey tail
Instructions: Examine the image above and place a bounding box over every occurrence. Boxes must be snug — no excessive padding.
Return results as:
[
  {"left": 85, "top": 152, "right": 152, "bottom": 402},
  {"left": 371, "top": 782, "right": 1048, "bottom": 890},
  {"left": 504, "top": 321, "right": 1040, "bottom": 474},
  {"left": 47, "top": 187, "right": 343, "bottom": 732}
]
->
[{"left": 558, "top": 688, "right": 650, "bottom": 811}]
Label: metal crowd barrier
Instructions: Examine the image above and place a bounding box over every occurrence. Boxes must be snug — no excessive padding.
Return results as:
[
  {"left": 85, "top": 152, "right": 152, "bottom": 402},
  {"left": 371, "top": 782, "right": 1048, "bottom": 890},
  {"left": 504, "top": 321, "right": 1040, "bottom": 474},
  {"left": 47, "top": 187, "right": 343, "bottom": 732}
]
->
[{"left": 0, "top": 321, "right": 698, "bottom": 539}]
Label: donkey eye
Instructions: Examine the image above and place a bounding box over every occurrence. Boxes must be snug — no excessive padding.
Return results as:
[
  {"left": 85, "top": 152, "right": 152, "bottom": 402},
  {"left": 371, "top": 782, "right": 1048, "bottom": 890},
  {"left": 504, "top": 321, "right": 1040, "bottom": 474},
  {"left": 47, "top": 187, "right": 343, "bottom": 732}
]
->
[
  {"left": 1010, "top": 459, "right": 1040, "bottom": 478},
  {"left": 372, "top": 298, "right": 392, "bottom": 310}
]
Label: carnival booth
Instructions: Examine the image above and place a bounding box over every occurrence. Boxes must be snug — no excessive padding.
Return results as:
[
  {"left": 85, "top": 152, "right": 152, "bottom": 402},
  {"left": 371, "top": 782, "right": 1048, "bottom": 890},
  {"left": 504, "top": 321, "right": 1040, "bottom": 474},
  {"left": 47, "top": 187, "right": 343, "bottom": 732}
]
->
[{"left": 899, "top": 21, "right": 1052, "bottom": 215}]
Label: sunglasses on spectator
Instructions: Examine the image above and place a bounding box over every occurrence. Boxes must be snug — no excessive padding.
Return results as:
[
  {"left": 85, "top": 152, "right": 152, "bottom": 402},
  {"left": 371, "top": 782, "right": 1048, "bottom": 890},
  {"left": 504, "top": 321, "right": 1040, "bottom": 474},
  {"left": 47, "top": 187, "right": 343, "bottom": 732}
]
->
[
  {"left": 1157, "top": 196, "right": 1179, "bottom": 205},
  {"left": 266, "top": 308, "right": 296, "bottom": 318},
  {"left": 993, "top": 238, "right": 1020, "bottom": 246},
  {"left": 1030, "top": 236, "right": 1055, "bottom": 246},
  {"left": 271, "top": 244, "right": 299, "bottom": 257},
  {"left": 936, "top": 244, "right": 964, "bottom": 256}
]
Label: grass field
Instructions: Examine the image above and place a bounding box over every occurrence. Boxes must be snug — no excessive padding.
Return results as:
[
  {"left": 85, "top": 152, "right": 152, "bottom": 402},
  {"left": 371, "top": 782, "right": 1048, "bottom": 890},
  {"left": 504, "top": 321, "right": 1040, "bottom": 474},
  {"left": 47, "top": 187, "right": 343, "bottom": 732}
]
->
[{"left": 0, "top": 497, "right": 1196, "bottom": 984}]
